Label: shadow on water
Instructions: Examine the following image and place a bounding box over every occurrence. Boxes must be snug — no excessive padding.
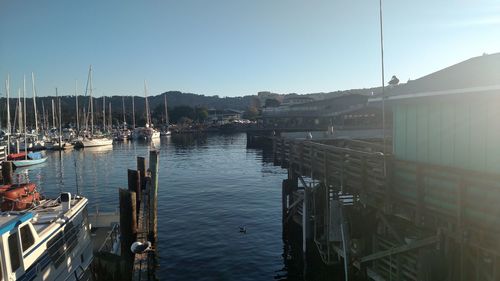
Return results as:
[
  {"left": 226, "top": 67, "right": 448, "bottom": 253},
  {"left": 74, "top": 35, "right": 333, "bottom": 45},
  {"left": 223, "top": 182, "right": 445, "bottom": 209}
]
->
[
  {"left": 279, "top": 222, "right": 345, "bottom": 281},
  {"left": 170, "top": 133, "right": 208, "bottom": 148},
  {"left": 248, "top": 146, "right": 275, "bottom": 164}
]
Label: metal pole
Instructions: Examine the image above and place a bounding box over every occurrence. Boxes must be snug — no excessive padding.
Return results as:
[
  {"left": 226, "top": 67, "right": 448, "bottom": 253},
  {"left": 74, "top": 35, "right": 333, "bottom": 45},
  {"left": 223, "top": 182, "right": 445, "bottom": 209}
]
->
[
  {"left": 75, "top": 80, "right": 79, "bottom": 133},
  {"left": 379, "top": 0, "right": 387, "bottom": 175},
  {"left": 23, "top": 76, "right": 27, "bottom": 159},
  {"left": 31, "top": 73, "right": 38, "bottom": 136},
  {"left": 132, "top": 96, "right": 136, "bottom": 129},
  {"left": 5, "top": 75, "right": 10, "bottom": 155}
]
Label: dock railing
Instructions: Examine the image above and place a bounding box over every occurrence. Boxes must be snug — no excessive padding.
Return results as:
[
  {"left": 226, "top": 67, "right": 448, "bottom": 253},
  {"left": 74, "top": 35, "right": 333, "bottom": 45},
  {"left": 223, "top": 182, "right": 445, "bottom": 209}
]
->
[
  {"left": 274, "top": 136, "right": 500, "bottom": 280},
  {"left": 274, "top": 137, "right": 388, "bottom": 207}
]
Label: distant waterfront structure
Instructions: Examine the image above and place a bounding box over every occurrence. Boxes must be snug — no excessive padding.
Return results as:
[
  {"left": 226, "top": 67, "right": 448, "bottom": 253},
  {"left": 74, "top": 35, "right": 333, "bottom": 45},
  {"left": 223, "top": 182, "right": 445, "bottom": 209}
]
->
[
  {"left": 206, "top": 109, "right": 244, "bottom": 125},
  {"left": 260, "top": 94, "right": 383, "bottom": 130}
]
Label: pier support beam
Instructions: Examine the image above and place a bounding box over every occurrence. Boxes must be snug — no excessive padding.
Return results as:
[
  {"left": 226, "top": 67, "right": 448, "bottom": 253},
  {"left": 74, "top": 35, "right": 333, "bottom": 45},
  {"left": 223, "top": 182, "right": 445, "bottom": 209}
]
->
[
  {"left": 137, "top": 156, "right": 146, "bottom": 190},
  {"left": 119, "top": 188, "right": 137, "bottom": 266},
  {"left": 128, "top": 169, "right": 141, "bottom": 218},
  {"left": 148, "top": 150, "right": 159, "bottom": 245},
  {"left": 303, "top": 186, "right": 312, "bottom": 254}
]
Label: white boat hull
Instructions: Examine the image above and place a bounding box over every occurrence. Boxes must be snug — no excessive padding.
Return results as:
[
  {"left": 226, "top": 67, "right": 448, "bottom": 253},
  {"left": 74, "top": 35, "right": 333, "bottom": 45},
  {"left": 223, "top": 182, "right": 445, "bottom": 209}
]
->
[{"left": 81, "top": 138, "right": 113, "bottom": 147}]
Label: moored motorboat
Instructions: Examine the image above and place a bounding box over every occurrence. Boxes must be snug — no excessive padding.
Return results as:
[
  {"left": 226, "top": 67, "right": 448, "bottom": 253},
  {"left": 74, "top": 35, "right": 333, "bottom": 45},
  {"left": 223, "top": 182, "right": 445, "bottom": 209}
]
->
[
  {"left": 132, "top": 126, "right": 161, "bottom": 140},
  {"left": 46, "top": 140, "right": 74, "bottom": 151},
  {"left": 80, "top": 137, "right": 113, "bottom": 148},
  {"left": 10, "top": 152, "right": 47, "bottom": 167},
  {"left": 0, "top": 191, "right": 93, "bottom": 280}
]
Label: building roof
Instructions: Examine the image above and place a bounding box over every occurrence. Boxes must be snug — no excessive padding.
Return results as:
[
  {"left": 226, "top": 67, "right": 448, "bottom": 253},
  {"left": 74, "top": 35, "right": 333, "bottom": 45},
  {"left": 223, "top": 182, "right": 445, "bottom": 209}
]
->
[{"left": 371, "top": 52, "right": 500, "bottom": 102}]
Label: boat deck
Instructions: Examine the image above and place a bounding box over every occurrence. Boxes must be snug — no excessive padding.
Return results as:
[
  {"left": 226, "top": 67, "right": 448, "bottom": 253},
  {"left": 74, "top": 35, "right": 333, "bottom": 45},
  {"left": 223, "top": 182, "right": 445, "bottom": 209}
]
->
[
  {"left": 89, "top": 211, "right": 120, "bottom": 254},
  {"left": 0, "top": 197, "right": 86, "bottom": 236}
]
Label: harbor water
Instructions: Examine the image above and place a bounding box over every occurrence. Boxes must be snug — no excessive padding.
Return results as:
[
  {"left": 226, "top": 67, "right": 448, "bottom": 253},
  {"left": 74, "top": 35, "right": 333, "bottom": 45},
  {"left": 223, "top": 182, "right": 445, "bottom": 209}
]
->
[{"left": 13, "top": 133, "right": 333, "bottom": 280}]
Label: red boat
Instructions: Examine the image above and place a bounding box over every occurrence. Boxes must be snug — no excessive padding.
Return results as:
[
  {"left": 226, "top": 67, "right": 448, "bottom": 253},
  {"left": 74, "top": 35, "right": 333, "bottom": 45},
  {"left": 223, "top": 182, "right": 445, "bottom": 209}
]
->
[{"left": 7, "top": 152, "right": 27, "bottom": 161}]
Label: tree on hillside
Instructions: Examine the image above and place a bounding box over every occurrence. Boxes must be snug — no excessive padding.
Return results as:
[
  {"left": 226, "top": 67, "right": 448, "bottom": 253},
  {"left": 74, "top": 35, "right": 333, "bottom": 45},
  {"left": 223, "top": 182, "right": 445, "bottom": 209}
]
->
[
  {"left": 194, "top": 107, "right": 208, "bottom": 122},
  {"left": 170, "top": 106, "right": 195, "bottom": 123},
  {"left": 264, "top": 99, "right": 280, "bottom": 108},
  {"left": 243, "top": 106, "right": 259, "bottom": 120}
]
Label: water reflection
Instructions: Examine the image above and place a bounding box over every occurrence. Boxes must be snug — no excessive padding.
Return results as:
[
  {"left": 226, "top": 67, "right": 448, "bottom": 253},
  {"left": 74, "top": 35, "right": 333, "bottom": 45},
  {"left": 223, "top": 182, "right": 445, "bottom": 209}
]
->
[{"left": 10, "top": 133, "right": 329, "bottom": 280}]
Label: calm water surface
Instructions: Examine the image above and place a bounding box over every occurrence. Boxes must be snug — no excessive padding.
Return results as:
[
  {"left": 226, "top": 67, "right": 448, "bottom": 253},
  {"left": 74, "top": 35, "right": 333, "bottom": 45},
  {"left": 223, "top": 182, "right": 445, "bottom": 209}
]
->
[{"left": 16, "top": 133, "right": 314, "bottom": 280}]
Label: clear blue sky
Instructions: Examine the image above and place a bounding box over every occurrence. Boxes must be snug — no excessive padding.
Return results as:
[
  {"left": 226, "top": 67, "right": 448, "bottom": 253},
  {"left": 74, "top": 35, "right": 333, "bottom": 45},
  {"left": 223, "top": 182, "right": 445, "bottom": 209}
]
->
[{"left": 1, "top": 0, "right": 499, "bottom": 97}]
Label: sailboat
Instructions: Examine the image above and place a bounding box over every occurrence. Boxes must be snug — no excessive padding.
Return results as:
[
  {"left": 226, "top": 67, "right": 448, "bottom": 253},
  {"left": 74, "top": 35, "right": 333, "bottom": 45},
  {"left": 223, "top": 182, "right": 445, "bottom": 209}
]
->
[
  {"left": 132, "top": 81, "right": 160, "bottom": 140},
  {"left": 114, "top": 96, "right": 131, "bottom": 141},
  {"left": 29, "top": 73, "right": 45, "bottom": 151},
  {"left": 9, "top": 76, "right": 47, "bottom": 167},
  {"left": 46, "top": 90, "right": 73, "bottom": 150},
  {"left": 160, "top": 95, "right": 171, "bottom": 136},
  {"left": 79, "top": 66, "right": 113, "bottom": 148}
]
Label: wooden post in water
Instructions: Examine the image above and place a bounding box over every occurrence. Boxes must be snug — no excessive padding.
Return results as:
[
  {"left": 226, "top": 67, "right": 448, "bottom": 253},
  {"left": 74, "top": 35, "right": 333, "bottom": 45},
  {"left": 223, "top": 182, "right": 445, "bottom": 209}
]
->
[
  {"left": 119, "top": 188, "right": 137, "bottom": 266},
  {"left": 137, "top": 157, "right": 146, "bottom": 190},
  {"left": 148, "top": 150, "right": 159, "bottom": 244},
  {"left": 2, "top": 161, "right": 13, "bottom": 185},
  {"left": 281, "top": 179, "right": 289, "bottom": 237},
  {"left": 128, "top": 169, "right": 141, "bottom": 217},
  {"left": 302, "top": 186, "right": 310, "bottom": 255}
]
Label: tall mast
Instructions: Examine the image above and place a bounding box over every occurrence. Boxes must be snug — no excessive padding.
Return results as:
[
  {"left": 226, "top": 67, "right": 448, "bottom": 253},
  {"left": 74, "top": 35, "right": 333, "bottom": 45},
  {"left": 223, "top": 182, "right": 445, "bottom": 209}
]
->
[
  {"left": 102, "top": 95, "right": 106, "bottom": 131},
  {"left": 164, "top": 95, "right": 169, "bottom": 125},
  {"left": 23, "top": 76, "right": 27, "bottom": 158},
  {"left": 108, "top": 102, "right": 112, "bottom": 131},
  {"left": 144, "top": 80, "right": 150, "bottom": 127},
  {"left": 51, "top": 99, "right": 55, "bottom": 129},
  {"left": 75, "top": 80, "right": 79, "bottom": 133},
  {"left": 132, "top": 96, "right": 135, "bottom": 129},
  {"left": 57, "top": 88, "right": 62, "bottom": 145},
  {"left": 31, "top": 72, "right": 38, "bottom": 135},
  {"left": 5, "top": 75, "right": 10, "bottom": 154},
  {"left": 6, "top": 76, "right": 10, "bottom": 134},
  {"left": 41, "top": 101, "right": 46, "bottom": 132},
  {"left": 90, "top": 66, "right": 94, "bottom": 136},
  {"left": 18, "top": 89, "right": 22, "bottom": 134},
  {"left": 122, "top": 96, "right": 126, "bottom": 126}
]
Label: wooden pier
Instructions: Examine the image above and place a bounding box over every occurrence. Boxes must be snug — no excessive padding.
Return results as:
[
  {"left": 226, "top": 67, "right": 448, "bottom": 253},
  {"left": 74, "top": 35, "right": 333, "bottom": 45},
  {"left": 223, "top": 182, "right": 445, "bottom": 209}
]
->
[
  {"left": 92, "top": 150, "right": 160, "bottom": 281},
  {"left": 275, "top": 137, "right": 500, "bottom": 281}
]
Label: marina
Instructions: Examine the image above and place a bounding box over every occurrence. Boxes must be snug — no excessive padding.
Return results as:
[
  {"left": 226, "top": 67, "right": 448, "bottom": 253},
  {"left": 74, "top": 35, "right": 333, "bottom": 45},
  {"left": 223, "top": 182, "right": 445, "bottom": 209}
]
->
[
  {"left": 1, "top": 1, "right": 498, "bottom": 279},
  {"left": 0, "top": 134, "right": 301, "bottom": 280}
]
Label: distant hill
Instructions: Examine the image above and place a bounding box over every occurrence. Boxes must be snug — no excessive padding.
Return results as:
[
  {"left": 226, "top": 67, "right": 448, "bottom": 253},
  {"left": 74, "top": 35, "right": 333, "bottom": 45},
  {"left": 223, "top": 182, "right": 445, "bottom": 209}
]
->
[
  {"left": 0, "top": 87, "right": 382, "bottom": 128},
  {"left": 0, "top": 91, "right": 258, "bottom": 128},
  {"left": 155, "top": 91, "right": 255, "bottom": 110}
]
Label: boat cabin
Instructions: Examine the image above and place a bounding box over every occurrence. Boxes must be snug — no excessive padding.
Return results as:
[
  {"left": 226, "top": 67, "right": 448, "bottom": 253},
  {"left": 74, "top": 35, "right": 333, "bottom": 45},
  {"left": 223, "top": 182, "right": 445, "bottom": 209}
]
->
[{"left": 0, "top": 193, "right": 93, "bottom": 280}]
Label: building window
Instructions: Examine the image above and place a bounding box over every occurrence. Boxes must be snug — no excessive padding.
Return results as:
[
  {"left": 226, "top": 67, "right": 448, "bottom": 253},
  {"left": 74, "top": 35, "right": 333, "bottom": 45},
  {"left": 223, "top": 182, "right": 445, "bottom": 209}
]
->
[
  {"left": 8, "top": 233, "right": 20, "bottom": 272},
  {"left": 20, "top": 225, "right": 35, "bottom": 252}
]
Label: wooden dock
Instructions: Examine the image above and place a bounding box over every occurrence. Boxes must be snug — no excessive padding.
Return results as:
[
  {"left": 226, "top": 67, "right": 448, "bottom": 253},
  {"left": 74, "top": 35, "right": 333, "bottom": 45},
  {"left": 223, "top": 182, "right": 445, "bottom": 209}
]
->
[
  {"left": 92, "top": 150, "right": 160, "bottom": 281},
  {"left": 274, "top": 137, "right": 500, "bottom": 281}
]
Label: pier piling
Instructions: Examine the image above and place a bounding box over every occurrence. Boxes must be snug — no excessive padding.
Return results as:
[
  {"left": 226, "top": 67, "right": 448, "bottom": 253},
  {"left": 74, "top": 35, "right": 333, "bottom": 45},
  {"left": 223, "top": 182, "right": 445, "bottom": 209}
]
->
[
  {"left": 128, "top": 169, "right": 141, "bottom": 217},
  {"left": 148, "top": 150, "right": 159, "bottom": 244},
  {"left": 119, "top": 188, "right": 137, "bottom": 267},
  {"left": 137, "top": 156, "right": 146, "bottom": 190}
]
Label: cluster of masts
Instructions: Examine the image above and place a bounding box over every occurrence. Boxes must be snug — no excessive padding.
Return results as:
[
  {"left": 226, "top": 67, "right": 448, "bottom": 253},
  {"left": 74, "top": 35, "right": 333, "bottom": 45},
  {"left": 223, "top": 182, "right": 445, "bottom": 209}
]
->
[{"left": 2, "top": 65, "right": 171, "bottom": 154}]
